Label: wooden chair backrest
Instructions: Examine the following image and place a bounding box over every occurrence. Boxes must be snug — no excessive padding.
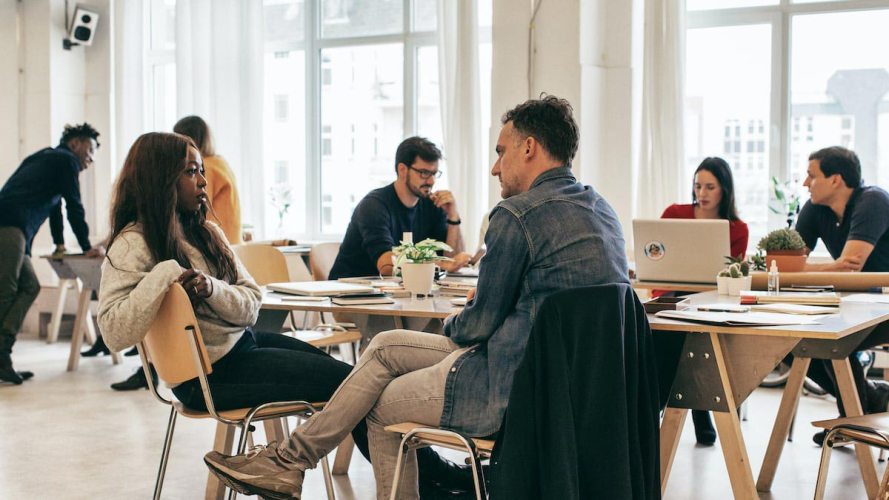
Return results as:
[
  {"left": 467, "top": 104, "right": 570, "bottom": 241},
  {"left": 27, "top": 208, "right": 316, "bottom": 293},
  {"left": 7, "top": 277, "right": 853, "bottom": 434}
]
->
[
  {"left": 232, "top": 244, "right": 290, "bottom": 285},
  {"left": 141, "top": 283, "right": 213, "bottom": 385},
  {"left": 309, "top": 242, "right": 341, "bottom": 281}
]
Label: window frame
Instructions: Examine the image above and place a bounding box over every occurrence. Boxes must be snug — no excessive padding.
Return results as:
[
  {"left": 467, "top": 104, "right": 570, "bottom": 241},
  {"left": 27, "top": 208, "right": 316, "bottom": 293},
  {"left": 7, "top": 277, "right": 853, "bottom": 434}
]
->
[{"left": 687, "top": 0, "right": 889, "bottom": 233}]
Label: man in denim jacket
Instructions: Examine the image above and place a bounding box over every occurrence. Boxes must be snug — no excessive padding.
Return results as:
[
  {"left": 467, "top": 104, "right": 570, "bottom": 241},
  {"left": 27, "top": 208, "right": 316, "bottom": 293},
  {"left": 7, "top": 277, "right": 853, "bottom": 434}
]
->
[{"left": 205, "top": 95, "right": 630, "bottom": 500}]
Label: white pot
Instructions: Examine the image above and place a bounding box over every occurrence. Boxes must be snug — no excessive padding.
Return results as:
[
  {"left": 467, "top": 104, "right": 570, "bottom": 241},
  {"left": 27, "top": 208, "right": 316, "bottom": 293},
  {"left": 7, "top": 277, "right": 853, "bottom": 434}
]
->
[
  {"left": 727, "top": 277, "right": 749, "bottom": 296},
  {"left": 401, "top": 262, "right": 436, "bottom": 296},
  {"left": 716, "top": 275, "right": 729, "bottom": 295}
]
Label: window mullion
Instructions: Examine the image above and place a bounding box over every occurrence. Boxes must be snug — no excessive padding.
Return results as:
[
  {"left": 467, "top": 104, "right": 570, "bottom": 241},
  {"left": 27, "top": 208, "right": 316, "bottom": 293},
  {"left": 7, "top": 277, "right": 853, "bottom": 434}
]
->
[{"left": 306, "top": 0, "right": 321, "bottom": 238}]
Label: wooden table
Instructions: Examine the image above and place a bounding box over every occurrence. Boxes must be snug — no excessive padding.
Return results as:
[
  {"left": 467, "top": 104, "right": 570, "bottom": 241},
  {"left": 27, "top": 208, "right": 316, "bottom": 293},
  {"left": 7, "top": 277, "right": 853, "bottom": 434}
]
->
[
  {"left": 43, "top": 255, "right": 121, "bottom": 371},
  {"left": 652, "top": 291, "right": 889, "bottom": 499}
]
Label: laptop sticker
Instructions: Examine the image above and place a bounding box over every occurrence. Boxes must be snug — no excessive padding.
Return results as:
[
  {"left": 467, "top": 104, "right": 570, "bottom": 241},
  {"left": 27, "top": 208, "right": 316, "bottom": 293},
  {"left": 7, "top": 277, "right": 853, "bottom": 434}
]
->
[{"left": 644, "top": 241, "right": 665, "bottom": 261}]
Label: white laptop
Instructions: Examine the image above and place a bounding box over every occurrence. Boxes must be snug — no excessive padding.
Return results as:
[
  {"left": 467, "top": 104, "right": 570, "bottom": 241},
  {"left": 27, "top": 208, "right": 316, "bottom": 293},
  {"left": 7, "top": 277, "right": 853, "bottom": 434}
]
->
[
  {"left": 267, "top": 281, "right": 374, "bottom": 297},
  {"left": 632, "top": 219, "right": 730, "bottom": 284}
]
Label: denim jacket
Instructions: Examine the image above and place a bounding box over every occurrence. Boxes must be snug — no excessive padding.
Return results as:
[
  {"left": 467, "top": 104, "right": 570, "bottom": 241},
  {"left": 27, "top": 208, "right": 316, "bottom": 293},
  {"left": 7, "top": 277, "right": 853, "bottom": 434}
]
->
[{"left": 440, "top": 167, "right": 629, "bottom": 436}]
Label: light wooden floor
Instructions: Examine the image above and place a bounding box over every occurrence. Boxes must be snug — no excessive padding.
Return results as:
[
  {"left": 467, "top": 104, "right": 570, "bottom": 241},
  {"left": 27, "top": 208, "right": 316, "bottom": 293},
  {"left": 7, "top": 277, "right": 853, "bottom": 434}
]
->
[{"left": 0, "top": 332, "right": 882, "bottom": 499}]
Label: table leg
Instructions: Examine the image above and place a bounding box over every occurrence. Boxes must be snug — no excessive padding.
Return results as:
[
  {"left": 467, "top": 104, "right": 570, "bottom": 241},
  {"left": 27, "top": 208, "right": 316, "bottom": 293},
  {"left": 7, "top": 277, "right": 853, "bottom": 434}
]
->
[
  {"left": 710, "top": 332, "right": 758, "bottom": 499},
  {"left": 66, "top": 285, "right": 91, "bottom": 372},
  {"left": 332, "top": 434, "right": 356, "bottom": 475},
  {"left": 832, "top": 358, "right": 880, "bottom": 498},
  {"left": 47, "top": 279, "right": 72, "bottom": 344},
  {"left": 660, "top": 407, "right": 688, "bottom": 496},
  {"left": 757, "top": 356, "right": 811, "bottom": 491},
  {"left": 206, "top": 422, "right": 235, "bottom": 500}
]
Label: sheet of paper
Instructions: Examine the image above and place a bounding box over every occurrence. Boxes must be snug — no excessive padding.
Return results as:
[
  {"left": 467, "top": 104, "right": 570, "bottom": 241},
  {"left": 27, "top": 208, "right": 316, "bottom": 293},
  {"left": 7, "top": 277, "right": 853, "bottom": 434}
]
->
[
  {"left": 842, "top": 294, "right": 889, "bottom": 304},
  {"left": 655, "top": 310, "right": 822, "bottom": 326}
]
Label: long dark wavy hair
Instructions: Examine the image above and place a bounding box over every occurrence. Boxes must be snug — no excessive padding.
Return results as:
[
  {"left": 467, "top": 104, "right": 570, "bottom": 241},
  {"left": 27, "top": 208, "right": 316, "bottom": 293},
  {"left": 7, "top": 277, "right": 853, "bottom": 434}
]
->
[
  {"left": 107, "top": 132, "right": 237, "bottom": 283},
  {"left": 692, "top": 157, "right": 741, "bottom": 221}
]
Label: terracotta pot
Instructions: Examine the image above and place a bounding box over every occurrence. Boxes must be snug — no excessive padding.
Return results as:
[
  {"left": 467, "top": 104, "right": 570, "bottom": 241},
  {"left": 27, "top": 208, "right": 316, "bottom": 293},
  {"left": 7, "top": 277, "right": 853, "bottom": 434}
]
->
[{"left": 765, "top": 249, "right": 807, "bottom": 273}]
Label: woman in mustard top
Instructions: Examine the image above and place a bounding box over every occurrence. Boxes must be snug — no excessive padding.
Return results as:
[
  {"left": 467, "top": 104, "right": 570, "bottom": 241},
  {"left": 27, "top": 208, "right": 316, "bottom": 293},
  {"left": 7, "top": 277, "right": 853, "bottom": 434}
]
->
[{"left": 174, "top": 116, "right": 243, "bottom": 244}]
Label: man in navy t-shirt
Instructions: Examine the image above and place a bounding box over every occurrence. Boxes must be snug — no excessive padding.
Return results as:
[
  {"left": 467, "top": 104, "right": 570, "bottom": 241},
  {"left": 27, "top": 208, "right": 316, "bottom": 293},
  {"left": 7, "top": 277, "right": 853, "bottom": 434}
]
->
[
  {"left": 0, "top": 123, "right": 106, "bottom": 385},
  {"left": 792, "top": 146, "right": 889, "bottom": 445},
  {"left": 329, "top": 137, "right": 471, "bottom": 280}
]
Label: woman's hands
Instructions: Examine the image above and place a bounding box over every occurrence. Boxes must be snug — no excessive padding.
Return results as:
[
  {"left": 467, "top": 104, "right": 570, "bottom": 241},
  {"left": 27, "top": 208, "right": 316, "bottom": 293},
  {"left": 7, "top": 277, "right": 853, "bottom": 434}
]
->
[{"left": 178, "top": 268, "right": 214, "bottom": 303}]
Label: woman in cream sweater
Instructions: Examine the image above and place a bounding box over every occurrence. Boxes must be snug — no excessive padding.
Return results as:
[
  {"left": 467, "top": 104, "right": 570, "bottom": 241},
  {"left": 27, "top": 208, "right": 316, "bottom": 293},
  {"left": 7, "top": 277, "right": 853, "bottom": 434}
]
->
[{"left": 97, "top": 132, "right": 353, "bottom": 413}]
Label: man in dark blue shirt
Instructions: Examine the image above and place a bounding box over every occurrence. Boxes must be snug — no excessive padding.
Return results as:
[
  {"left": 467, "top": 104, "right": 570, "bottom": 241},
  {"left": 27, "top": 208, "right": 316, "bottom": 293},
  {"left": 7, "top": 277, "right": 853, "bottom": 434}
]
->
[
  {"left": 0, "top": 123, "right": 105, "bottom": 384},
  {"left": 792, "top": 146, "right": 889, "bottom": 445},
  {"left": 328, "top": 137, "right": 471, "bottom": 280}
]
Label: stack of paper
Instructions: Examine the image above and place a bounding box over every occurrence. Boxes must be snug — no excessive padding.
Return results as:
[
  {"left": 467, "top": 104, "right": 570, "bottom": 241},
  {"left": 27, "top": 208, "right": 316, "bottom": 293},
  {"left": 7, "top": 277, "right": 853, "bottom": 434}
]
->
[
  {"left": 843, "top": 294, "right": 889, "bottom": 304},
  {"left": 750, "top": 303, "right": 839, "bottom": 315},
  {"left": 437, "top": 277, "right": 477, "bottom": 296},
  {"left": 655, "top": 310, "right": 822, "bottom": 326},
  {"left": 742, "top": 290, "right": 840, "bottom": 306}
]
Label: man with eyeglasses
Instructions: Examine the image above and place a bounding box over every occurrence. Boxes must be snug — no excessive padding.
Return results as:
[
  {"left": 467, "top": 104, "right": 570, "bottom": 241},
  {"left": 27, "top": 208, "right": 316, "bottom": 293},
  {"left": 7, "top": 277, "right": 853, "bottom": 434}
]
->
[{"left": 329, "top": 136, "right": 471, "bottom": 280}]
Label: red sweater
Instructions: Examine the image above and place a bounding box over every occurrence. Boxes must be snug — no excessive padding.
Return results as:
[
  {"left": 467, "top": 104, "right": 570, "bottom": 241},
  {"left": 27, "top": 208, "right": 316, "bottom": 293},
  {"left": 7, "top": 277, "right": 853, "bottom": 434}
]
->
[{"left": 661, "top": 203, "right": 749, "bottom": 259}]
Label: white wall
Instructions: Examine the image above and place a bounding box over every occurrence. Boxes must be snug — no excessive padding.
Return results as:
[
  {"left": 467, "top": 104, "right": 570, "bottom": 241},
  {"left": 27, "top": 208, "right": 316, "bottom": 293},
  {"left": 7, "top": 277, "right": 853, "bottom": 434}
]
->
[{"left": 0, "top": 1, "right": 20, "bottom": 171}]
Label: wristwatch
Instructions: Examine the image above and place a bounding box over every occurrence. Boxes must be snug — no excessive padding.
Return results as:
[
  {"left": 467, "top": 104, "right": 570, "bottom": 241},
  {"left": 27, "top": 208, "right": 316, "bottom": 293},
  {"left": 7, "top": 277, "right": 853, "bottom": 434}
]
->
[{"left": 446, "top": 218, "right": 462, "bottom": 225}]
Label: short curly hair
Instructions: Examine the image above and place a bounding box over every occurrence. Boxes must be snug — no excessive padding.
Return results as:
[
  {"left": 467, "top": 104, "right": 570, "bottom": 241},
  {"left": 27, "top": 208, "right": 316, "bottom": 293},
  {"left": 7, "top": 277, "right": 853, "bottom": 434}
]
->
[
  {"left": 501, "top": 94, "right": 578, "bottom": 166},
  {"left": 59, "top": 123, "right": 101, "bottom": 148}
]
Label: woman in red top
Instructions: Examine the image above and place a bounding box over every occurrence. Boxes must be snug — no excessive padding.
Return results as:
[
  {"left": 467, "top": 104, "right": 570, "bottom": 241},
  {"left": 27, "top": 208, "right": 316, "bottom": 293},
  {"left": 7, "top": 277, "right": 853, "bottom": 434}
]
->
[{"left": 661, "top": 156, "right": 749, "bottom": 445}]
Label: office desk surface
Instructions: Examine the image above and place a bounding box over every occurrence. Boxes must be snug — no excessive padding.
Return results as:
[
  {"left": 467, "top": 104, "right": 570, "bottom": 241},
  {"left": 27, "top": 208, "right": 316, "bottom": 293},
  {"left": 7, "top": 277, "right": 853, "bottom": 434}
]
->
[
  {"left": 632, "top": 280, "right": 716, "bottom": 292},
  {"left": 647, "top": 290, "right": 889, "bottom": 340}
]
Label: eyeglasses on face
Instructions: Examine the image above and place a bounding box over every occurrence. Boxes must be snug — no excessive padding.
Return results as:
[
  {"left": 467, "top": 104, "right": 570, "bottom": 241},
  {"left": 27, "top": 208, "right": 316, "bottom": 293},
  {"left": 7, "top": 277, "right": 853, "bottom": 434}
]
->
[{"left": 407, "top": 165, "right": 443, "bottom": 179}]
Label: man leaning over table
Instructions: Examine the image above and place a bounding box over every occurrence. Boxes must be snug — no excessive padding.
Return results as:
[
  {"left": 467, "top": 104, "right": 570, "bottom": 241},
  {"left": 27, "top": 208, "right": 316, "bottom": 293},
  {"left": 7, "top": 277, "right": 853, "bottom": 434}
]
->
[
  {"left": 203, "top": 95, "right": 630, "bottom": 500},
  {"left": 790, "top": 145, "right": 889, "bottom": 446},
  {"left": 328, "top": 136, "right": 472, "bottom": 281}
]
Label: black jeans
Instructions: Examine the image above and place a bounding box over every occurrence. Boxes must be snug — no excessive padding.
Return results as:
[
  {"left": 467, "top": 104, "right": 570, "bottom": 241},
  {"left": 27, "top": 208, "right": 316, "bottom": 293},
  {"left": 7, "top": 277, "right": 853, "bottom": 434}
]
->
[{"left": 172, "top": 329, "right": 371, "bottom": 460}]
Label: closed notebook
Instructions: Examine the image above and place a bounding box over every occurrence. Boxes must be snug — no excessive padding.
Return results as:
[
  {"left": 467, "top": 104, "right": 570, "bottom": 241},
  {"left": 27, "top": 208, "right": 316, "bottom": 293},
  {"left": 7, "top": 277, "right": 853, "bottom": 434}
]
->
[
  {"left": 268, "top": 281, "right": 374, "bottom": 296},
  {"left": 331, "top": 293, "right": 395, "bottom": 305}
]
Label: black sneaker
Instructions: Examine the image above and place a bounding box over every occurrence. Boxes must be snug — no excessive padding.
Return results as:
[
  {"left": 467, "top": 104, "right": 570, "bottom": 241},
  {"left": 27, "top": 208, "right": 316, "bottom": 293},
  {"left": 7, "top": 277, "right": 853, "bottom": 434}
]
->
[{"left": 81, "top": 336, "right": 111, "bottom": 357}]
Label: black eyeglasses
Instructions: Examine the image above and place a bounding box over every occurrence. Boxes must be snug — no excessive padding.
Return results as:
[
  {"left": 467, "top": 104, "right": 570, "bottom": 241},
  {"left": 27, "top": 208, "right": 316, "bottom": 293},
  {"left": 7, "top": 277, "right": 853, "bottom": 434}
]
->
[{"left": 407, "top": 165, "right": 443, "bottom": 179}]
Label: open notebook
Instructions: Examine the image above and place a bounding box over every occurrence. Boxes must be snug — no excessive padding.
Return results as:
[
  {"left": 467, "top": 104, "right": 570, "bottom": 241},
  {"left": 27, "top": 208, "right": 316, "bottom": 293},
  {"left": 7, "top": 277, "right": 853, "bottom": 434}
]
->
[{"left": 655, "top": 310, "right": 822, "bottom": 326}]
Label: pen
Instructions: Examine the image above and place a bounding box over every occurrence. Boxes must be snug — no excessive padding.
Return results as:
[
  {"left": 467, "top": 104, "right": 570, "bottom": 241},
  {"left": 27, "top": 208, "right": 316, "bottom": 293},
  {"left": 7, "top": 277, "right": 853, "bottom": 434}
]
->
[{"left": 867, "top": 287, "right": 889, "bottom": 294}]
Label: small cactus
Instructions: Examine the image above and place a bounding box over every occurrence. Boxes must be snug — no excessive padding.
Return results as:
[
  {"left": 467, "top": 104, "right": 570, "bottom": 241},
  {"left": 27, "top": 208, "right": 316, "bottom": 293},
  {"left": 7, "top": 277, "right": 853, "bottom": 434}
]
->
[
  {"left": 739, "top": 261, "right": 750, "bottom": 277},
  {"left": 729, "top": 264, "right": 742, "bottom": 279},
  {"left": 718, "top": 269, "right": 731, "bottom": 278}
]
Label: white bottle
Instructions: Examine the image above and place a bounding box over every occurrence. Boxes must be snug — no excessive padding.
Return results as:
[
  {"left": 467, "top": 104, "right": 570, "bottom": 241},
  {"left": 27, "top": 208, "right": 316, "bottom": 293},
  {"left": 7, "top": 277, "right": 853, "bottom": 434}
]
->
[
  {"left": 768, "top": 260, "right": 780, "bottom": 295},
  {"left": 402, "top": 232, "right": 413, "bottom": 244}
]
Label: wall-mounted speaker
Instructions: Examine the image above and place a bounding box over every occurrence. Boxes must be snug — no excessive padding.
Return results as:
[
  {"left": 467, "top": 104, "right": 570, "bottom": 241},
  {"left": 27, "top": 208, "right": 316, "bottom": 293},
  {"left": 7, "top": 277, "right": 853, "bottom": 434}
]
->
[{"left": 63, "top": 5, "right": 99, "bottom": 50}]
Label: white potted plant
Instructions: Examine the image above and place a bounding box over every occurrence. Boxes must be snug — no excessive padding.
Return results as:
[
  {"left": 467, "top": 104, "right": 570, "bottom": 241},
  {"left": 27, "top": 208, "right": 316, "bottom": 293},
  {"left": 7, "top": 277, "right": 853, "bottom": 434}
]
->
[
  {"left": 393, "top": 238, "right": 453, "bottom": 296},
  {"left": 726, "top": 261, "right": 752, "bottom": 296},
  {"left": 716, "top": 269, "right": 731, "bottom": 295}
]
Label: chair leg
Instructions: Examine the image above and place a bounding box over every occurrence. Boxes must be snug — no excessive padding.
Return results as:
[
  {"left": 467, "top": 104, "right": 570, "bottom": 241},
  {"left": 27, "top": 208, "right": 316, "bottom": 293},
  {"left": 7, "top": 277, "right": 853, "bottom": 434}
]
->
[
  {"left": 466, "top": 450, "right": 487, "bottom": 500},
  {"left": 153, "top": 408, "right": 178, "bottom": 500},
  {"left": 320, "top": 455, "right": 336, "bottom": 500},
  {"left": 814, "top": 434, "right": 837, "bottom": 500},
  {"left": 388, "top": 439, "right": 412, "bottom": 500}
]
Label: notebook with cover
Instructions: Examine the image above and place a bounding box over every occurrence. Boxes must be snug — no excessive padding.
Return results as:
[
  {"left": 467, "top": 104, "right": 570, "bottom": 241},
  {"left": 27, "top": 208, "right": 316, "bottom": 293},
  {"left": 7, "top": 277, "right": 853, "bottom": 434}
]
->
[
  {"left": 267, "top": 281, "right": 374, "bottom": 297},
  {"left": 331, "top": 293, "right": 395, "bottom": 305},
  {"left": 632, "top": 219, "right": 730, "bottom": 284}
]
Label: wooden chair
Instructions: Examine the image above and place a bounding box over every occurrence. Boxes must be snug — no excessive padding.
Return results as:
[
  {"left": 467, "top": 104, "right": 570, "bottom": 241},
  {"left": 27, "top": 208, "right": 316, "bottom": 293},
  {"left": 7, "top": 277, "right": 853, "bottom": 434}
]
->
[
  {"left": 231, "top": 243, "right": 360, "bottom": 359},
  {"left": 309, "top": 242, "right": 342, "bottom": 281},
  {"left": 385, "top": 422, "right": 493, "bottom": 500},
  {"left": 812, "top": 413, "right": 889, "bottom": 499},
  {"left": 137, "top": 283, "right": 335, "bottom": 500}
]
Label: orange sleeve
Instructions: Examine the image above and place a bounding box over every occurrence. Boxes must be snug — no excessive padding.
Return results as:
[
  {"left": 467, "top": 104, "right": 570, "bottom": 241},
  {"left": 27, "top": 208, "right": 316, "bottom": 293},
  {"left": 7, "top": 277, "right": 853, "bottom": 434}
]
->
[{"left": 204, "top": 156, "right": 243, "bottom": 244}]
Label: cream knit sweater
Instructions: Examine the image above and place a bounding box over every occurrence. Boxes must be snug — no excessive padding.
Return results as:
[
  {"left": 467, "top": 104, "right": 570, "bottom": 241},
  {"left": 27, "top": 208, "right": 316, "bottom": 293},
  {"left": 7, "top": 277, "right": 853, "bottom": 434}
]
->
[{"left": 97, "top": 222, "right": 261, "bottom": 364}]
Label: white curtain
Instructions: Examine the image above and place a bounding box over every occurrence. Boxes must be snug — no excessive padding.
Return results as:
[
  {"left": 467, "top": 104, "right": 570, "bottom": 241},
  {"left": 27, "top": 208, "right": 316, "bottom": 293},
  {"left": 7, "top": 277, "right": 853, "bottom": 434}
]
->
[
  {"left": 635, "top": 0, "right": 686, "bottom": 219},
  {"left": 437, "top": 0, "right": 486, "bottom": 252},
  {"left": 113, "top": 0, "right": 145, "bottom": 173},
  {"left": 175, "top": 0, "right": 266, "bottom": 236}
]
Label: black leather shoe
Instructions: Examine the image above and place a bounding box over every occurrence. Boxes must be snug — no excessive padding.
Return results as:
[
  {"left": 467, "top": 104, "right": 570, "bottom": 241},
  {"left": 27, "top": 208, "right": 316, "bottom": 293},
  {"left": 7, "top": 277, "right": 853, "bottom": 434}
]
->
[
  {"left": 111, "top": 368, "right": 156, "bottom": 391},
  {"left": 124, "top": 346, "right": 139, "bottom": 357},
  {"left": 81, "top": 336, "right": 111, "bottom": 357},
  {"left": 0, "top": 365, "right": 22, "bottom": 385},
  {"left": 692, "top": 410, "right": 717, "bottom": 445},
  {"left": 17, "top": 371, "right": 34, "bottom": 381},
  {"left": 867, "top": 380, "right": 889, "bottom": 414},
  {"left": 418, "top": 450, "right": 475, "bottom": 492}
]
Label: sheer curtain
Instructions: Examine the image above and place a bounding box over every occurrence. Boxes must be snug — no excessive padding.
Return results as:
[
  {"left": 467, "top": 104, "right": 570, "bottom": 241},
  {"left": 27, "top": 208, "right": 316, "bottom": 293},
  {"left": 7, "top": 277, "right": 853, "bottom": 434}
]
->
[
  {"left": 636, "top": 0, "right": 686, "bottom": 220},
  {"left": 175, "top": 0, "right": 266, "bottom": 236},
  {"left": 437, "top": 0, "right": 486, "bottom": 251},
  {"left": 114, "top": 0, "right": 144, "bottom": 173}
]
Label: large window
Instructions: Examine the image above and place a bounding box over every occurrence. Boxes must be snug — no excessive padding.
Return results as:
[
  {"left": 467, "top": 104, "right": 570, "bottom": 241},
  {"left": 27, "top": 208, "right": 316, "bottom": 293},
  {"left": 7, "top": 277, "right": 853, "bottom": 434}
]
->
[
  {"left": 145, "top": 0, "right": 491, "bottom": 239},
  {"left": 686, "top": 1, "right": 889, "bottom": 252}
]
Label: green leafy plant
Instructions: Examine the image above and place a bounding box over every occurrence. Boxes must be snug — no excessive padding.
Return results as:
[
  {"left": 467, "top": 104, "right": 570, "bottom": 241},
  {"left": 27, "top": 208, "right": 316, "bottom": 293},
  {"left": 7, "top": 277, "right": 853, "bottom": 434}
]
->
[
  {"left": 757, "top": 228, "right": 806, "bottom": 252},
  {"left": 392, "top": 238, "right": 453, "bottom": 268},
  {"left": 769, "top": 176, "right": 801, "bottom": 228},
  {"left": 749, "top": 249, "right": 767, "bottom": 271}
]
